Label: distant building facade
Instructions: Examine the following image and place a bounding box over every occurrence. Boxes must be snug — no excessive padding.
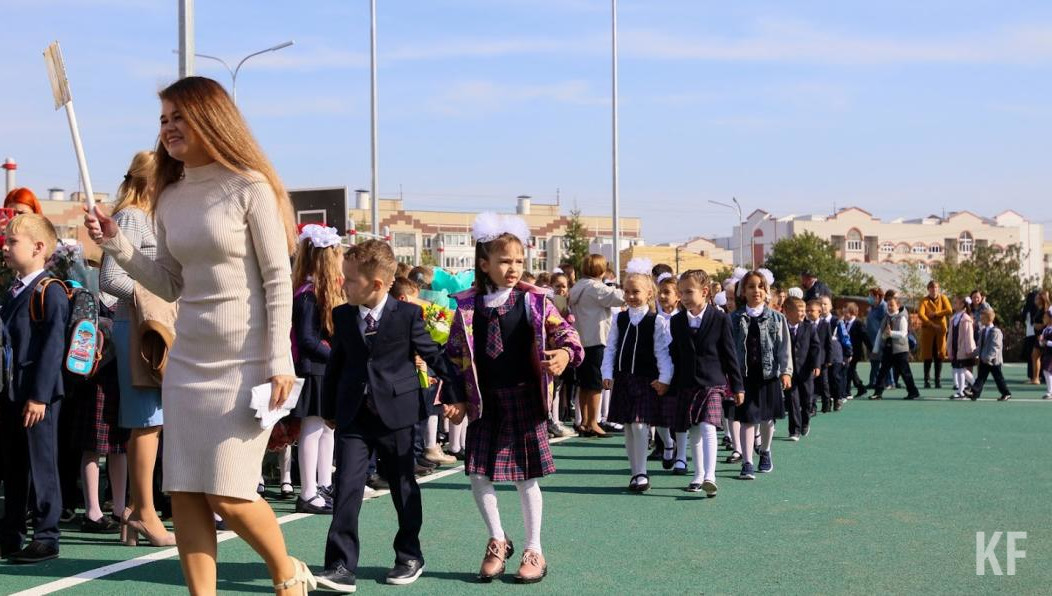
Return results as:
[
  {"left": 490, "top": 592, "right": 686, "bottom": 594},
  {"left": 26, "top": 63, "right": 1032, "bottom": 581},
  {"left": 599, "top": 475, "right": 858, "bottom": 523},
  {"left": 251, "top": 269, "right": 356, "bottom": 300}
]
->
[
  {"left": 290, "top": 189, "right": 644, "bottom": 273},
  {"left": 715, "top": 207, "right": 1045, "bottom": 281}
]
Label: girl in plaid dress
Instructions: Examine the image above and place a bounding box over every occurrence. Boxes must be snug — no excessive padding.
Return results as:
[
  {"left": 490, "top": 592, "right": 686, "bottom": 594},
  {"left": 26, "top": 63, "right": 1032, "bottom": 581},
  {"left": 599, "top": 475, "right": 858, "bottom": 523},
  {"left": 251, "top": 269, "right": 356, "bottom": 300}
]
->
[
  {"left": 601, "top": 259, "right": 673, "bottom": 493},
  {"left": 444, "top": 213, "right": 584, "bottom": 585},
  {"left": 667, "top": 270, "right": 744, "bottom": 497}
]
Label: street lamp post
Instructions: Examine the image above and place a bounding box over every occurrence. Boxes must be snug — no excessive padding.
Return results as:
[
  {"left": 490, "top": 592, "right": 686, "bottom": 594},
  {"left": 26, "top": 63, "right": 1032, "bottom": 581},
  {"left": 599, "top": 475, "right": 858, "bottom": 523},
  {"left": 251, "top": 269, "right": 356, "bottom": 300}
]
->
[
  {"left": 174, "top": 41, "right": 294, "bottom": 104},
  {"left": 369, "top": 0, "right": 380, "bottom": 237},
  {"left": 709, "top": 197, "right": 744, "bottom": 267},
  {"left": 610, "top": 0, "right": 621, "bottom": 278}
]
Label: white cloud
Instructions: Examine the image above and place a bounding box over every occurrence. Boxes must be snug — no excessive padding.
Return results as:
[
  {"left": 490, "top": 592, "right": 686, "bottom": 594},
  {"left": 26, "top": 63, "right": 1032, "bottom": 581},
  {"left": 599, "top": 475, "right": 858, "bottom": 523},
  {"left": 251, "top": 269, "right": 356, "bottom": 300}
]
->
[
  {"left": 424, "top": 79, "right": 606, "bottom": 115},
  {"left": 620, "top": 20, "right": 1052, "bottom": 65}
]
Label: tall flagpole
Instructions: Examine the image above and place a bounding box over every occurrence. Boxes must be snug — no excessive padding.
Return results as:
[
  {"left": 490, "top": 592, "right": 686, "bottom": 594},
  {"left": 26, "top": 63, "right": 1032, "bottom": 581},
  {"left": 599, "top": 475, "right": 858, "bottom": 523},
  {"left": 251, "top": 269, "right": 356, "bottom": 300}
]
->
[
  {"left": 369, "top": 0, "right": 380, "bottom": 236},
  {"left": 611, "top": 0, "right": 621, "bottom": 276}
]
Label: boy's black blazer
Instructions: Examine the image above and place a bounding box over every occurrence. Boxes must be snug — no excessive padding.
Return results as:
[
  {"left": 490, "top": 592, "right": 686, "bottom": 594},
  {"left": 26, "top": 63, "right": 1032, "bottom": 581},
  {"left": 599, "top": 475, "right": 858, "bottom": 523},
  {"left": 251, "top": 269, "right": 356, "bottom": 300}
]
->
[
  {"left": 789, "top": 321, "right": 821, "bottom": 382},
  {"left": 1, "top": 272, "right": 69, "bottom": 404},
  {"left": 322, "top": 298, "right": 461, "bottom": 430},
  {"left": 668, "top": 307, "right": 744, "bottom": 394},
  {"left": 846, "top": 318, "right": 868, "bottom": 361}
]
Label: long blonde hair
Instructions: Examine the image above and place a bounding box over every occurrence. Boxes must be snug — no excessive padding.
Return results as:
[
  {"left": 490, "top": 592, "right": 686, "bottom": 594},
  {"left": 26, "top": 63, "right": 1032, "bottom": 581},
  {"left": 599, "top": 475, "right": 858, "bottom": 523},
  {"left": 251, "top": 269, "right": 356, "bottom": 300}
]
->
[
  {"left": 292, "top": 240, "right": 345, "bottom": 336},
  {"left": 153, "top": 77, "right": 296, "bottom": 253},
  {"left": 113, "top": 150, "right": 155, "bottom": 215}
]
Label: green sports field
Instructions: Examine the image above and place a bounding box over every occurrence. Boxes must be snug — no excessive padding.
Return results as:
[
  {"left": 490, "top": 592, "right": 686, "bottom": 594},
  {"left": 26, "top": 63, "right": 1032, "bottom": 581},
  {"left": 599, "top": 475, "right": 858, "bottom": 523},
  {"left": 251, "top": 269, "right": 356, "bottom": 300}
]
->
[{"left": 2, "top": 363, "right": 1049, "bottom": 595}]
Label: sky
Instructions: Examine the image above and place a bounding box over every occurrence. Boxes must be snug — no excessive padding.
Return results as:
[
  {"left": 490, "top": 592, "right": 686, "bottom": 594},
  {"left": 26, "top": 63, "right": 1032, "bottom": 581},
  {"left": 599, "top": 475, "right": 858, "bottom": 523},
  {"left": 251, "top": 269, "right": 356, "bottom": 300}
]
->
[{"left": 3, "top": 0, "right": 1052, "bottom": 243}]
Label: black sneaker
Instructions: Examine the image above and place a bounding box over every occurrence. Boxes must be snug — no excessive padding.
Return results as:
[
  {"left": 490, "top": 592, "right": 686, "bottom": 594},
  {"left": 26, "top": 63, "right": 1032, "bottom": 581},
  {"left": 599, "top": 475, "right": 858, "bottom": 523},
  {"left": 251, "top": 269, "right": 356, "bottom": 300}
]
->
[
  {"left": 998, "top": 394, "right": 1012, "bottom": 402},
  {"left": 924, "top": 380, "right": 931, "bottom": 389},
  {"left": 8, "top": 541, "right": 59, "bottom": 564},
  {"left": 725, "top": 451, "right": 742, "bottom": 464},
  {"left": 833, "top": 399, "right": 843, "bottom": 412},
  {"left": 904, "top": 393, "right": 920, "bottom": 400},
  {"left": 758, "top": 451, "right": 773, "bottom": 473},
  {"left": 386, "top": 559, "right": 426, "bottom": 585},
  {"left": 296, "top": 496, "right": 333, "bottom": 515},
  {"left": 854, "top": 388, "right": 868, "bottom": 398},
  {"left": 739, "top": 462, "right": 756, "bottom": 480},
  {"left": 315, "top": 564, "right": 357, "bottom": 593},
  {"left": 801, "top": 425, "right": 811, "bottom": 437}
]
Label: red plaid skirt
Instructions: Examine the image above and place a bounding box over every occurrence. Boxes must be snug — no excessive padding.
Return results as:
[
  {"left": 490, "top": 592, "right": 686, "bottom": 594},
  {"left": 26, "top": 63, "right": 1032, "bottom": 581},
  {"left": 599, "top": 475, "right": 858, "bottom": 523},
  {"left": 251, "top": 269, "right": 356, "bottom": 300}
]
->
[
  {"left": 465, "top": 384, "right": 555, "bottom": 482},
  {"left": 608, "top": 372, "right": 666, "bottom": 426},
  {"left": 667, "top": 385, "right": 726, "bottom": 432},
  {"left": 77, "top": 361, "right": 128, "bottom": 454}
]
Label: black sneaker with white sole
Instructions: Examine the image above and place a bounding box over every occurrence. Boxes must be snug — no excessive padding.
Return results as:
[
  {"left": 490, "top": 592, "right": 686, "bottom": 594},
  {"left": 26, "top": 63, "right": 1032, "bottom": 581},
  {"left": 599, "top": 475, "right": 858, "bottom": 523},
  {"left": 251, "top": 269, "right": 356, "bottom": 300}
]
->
[
  {"left": 315, "top": 564, "right": 357, "bottom": 592},
  {"left": 386, "top": 559, "right": 426, "bottom": 585}
]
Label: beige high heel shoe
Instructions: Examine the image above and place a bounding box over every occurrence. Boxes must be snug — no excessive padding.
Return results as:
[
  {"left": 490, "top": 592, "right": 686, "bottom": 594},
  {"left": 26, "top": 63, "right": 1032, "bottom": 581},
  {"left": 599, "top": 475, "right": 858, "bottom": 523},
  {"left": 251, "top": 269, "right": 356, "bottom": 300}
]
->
[
  {"left": 274, "top": 557, "right": 317, "bottom": 595},
  {"left": 123, "top": 514, "right": 176, "bottom": 547}
]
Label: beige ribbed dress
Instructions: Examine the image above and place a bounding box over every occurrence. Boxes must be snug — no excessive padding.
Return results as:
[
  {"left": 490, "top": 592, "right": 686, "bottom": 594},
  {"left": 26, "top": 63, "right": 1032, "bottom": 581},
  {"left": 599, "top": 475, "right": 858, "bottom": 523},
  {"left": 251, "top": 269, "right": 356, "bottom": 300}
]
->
[{"left": 101, "top": 162, "right": 293, "bottom": 500}]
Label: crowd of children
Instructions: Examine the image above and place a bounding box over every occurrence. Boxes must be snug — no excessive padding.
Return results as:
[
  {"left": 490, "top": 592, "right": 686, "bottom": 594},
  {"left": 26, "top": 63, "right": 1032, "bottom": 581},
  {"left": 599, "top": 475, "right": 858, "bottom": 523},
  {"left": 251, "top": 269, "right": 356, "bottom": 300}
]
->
[{"left": 3, "top": 205, "right": 1049, "bottom": 590}]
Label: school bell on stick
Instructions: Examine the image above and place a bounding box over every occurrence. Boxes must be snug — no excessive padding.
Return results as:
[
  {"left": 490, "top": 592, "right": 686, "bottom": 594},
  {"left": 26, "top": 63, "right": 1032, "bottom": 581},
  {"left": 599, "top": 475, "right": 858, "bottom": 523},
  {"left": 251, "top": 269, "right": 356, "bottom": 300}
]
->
[{"left": 43, "top": 41, "right": 96, "bottom": 212}]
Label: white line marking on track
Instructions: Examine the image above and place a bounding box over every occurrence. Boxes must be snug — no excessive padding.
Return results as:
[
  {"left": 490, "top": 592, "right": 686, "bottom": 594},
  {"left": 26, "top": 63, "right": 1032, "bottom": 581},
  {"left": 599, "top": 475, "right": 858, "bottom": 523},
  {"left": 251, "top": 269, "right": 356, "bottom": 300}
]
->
[{"left": 13, "top": 435, "right": 575, "bottom": 594}]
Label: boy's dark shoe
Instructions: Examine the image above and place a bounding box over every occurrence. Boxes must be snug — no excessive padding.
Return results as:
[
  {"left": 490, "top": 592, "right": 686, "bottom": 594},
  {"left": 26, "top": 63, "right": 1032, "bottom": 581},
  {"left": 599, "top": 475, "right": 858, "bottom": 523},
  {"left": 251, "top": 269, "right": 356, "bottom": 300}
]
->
[{"left": 9, "top": 541, "right": 59, "bottom": 564}]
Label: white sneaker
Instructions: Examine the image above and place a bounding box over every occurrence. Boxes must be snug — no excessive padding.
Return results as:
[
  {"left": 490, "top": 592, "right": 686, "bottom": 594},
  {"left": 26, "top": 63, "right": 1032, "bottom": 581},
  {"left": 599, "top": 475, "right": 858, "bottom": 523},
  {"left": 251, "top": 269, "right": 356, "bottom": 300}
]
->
[
  {"left": 1043, "top": 393, "right": 1052, "bottom": 400},
  {"left": 363, "top": 486, "right": 380, "bottom": 499}
]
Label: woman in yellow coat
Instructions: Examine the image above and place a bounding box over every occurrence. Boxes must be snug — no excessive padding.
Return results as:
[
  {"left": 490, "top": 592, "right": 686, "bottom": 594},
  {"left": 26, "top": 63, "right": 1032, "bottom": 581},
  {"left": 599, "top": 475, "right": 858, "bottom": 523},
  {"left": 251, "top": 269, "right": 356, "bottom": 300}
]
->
[{"left": 917, "top": 280, "right": 953, "bottom": 388}]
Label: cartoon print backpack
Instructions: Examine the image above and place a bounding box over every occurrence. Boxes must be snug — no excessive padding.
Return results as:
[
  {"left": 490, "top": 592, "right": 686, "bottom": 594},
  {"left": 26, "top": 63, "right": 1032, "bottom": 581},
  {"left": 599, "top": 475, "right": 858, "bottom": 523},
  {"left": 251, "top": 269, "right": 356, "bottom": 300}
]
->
[{"left": 30, "top": 278, "right": 111, "bottom": 378}]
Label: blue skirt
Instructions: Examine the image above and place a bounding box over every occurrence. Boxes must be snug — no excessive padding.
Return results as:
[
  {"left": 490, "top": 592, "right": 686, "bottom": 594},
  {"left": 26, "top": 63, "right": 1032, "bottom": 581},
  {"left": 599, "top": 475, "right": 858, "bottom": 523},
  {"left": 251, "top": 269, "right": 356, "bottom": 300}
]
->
[{"left": 113, "top": 318, "right": 164, "bottom": 428}]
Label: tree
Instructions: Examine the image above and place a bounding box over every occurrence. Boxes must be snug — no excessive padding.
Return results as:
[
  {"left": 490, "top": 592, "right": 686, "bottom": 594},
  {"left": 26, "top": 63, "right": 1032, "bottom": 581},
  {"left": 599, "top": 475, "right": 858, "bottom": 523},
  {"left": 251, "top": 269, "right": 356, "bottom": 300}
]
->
[
  {"left": 419, "top": 250, "right": 438, "bottom": 267},
  {"left": 896, "top": 262, "right": 928, "bottom": 306},
  {"left": 562, "top": 209, "right": 591, "bottom": 273},
  {"left": 763, "top": 232, "right": 875, "bottom": 296},
  {"left": 931, "top": 244, "right": 1028, "bottom": 321}
]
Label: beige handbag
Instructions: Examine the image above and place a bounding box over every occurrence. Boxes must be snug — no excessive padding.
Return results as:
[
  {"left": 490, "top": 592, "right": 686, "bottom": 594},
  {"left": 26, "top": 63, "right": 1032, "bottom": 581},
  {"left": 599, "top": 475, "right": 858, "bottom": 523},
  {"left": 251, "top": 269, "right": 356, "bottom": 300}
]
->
[{"left": 130, "top": 283, "right": 178, "bottom": 388}]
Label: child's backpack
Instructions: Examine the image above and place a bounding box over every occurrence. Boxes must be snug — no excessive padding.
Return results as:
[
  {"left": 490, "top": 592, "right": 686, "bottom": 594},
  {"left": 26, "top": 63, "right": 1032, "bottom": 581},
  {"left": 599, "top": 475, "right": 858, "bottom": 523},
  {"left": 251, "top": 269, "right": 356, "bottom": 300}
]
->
[{"left": 29, "top": 277, "right": 111, "bottom": 379}]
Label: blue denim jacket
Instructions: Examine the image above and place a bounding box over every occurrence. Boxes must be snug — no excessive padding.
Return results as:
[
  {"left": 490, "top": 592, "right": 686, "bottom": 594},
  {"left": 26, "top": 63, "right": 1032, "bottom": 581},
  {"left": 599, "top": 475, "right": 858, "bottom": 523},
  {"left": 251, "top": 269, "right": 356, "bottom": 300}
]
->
[{"left": 730, "top": 306, "right": 793, "bottom": 380}]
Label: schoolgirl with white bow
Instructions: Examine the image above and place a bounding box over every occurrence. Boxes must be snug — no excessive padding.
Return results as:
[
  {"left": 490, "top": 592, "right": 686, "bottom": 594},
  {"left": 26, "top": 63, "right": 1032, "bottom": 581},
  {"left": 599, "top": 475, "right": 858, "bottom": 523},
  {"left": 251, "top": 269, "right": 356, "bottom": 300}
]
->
[
  {"left": 601, "top": 259, "right": 673, "bottom": 493},
  {"left": 444, "top": 213, "right": 584, "bottom": 584}
]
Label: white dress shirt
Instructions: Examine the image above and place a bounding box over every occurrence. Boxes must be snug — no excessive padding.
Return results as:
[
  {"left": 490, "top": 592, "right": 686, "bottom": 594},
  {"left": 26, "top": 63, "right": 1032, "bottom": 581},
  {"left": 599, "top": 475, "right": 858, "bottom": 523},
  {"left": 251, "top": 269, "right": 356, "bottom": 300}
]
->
[
  {"left": 686, "top": 305, "right": 708, "bottom": 329},
  {"left": 601, "top": 306, "right": 674, "bottom": 384},
  {"left": 358, "top": 293, "right": 389, "bottom": 337},
  {"left": 11, "top": 268, "right": 46, "bottom": 299}
]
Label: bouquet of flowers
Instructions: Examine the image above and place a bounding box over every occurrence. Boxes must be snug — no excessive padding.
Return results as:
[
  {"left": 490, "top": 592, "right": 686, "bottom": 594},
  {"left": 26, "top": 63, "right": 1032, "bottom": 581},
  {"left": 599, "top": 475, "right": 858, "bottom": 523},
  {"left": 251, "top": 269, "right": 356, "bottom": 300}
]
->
[{"left": 418, "top": 300, "right": 454, "bottom": 388}]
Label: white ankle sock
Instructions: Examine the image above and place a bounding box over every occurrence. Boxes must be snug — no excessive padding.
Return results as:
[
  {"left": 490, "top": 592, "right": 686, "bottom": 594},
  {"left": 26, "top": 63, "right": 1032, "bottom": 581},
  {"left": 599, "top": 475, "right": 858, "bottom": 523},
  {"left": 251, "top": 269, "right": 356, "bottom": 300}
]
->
[
  {"left": 515, "top": 479, "right": 543, "bottom": 553},
  {"left": 689, "top": 422, "right": 716, "bottom": 483},
  {"left": 470, "top": 475, "right": 505, "bottom": 541}
]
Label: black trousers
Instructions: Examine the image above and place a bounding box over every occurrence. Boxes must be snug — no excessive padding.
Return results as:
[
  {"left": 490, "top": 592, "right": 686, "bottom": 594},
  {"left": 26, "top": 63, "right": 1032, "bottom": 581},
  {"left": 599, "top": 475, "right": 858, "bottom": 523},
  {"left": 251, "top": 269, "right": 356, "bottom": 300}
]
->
[
  {"left": 325, "top": 407, "right": 423, "bottom": 572},
  {"left": 973, "top": 363, "right": 1010, "bottom": 399},
  {"left": 785, "top": 377, "right": 814, "bottom": 435},
  {"left": 846, "top": 359, "right": 866, "bottom": 393},
  {"left": 1023, "top": 336, "right": 1037, "bottom": 380},
  {"left": 0, "top": 398, "right": 62, "bottom": 550},
  {"left": 820, "top": 363, "right": 844, "bottom": 409},
  {"left": 873, "top": 350, "right": 919, "bottom": 396}
]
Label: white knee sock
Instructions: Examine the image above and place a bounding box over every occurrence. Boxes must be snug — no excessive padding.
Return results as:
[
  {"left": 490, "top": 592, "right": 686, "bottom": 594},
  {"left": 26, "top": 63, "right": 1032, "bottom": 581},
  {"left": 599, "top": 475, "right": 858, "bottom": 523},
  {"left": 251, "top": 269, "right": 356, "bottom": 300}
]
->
[
  {"left": 730, "top": 420, "right": 742, "bottom": 454},
  {"left": 551, "top": 388, "right": 562, "bottom": 423},
  {"left": 689, "top": 422, "right": 716, "bottom": 484},
  {"left": 952, "top": 369, "right": 964, "bottom": 393},
  {"left": 450, "top": 419, "right": 467, "bottom": 453},
  {"left": 470, "top": 475, "right": 505, "bottom": 541},
  {"left": 515, "top": 479, "right": 543, "bottom": 553},
  {"left": 318, "top": 424, "right": 334, "bottom": 488},
  {"left": 425, "top": 415, "right": 439, "bottom": 449},
  {"left": 1045, "top": 371, "right": 1052, "bottom": 394},
  {"left": 656, "top": 426, "right": 673, "bottom": 452},
  {"left": 573, "top": 391, "right": 583, "bottom": 426},
  {"left": 674, "top": 432, "right": 688, "bottom": 464},
  {"left": 600, "top": 389, "right": 611, "bottom": 422},
  {"left": 759, "top": 420, "right": 775, "bottom": 454},
  {"left": 964, "top": 369, "right": 974, "bottom": 385},
  {"left": 627, "top": 423, "right": 649, "bottom": 477},
  {"left": 298, "top": 416, "right": 326, "bottom": 501},
  {"left": 739, "top": 424, "right": 756, "bottom": 464},
  {"left": 280, "top": 445, "right": 293, "bottom": 484}
]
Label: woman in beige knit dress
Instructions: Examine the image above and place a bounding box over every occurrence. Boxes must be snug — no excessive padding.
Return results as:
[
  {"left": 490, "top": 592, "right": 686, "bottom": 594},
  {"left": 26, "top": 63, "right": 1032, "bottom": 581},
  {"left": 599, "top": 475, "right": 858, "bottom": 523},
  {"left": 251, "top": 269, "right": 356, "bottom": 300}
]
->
[{"left": 85, "top": 77, "right": 315, "bottom": 595}]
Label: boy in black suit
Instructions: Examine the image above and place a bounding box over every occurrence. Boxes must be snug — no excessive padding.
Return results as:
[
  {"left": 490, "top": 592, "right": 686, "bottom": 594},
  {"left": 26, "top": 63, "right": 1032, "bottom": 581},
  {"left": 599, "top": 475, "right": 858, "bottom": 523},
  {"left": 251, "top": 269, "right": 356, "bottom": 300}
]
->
[
  {"left": 315, "top": 240, "right": 461, "bottom": 592},
  {"left": 784, "top": 297, "right": 820, "bottom": 439},
  {"left": 843, "top": 302, "right": 869, "bottom": 398},
  {"left": 806, "top": 299, "right": 828, "bottom": 417},
  {"left": 1, "top": 214, "right": 69, "bottom": 564}
]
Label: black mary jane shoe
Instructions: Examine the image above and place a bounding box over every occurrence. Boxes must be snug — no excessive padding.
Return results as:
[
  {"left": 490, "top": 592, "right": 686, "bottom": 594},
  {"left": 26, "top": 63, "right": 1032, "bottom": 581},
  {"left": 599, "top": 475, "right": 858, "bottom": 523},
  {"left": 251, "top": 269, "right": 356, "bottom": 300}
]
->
[
  {"left": 671, "top": 459, "right": 688, "bottom": 476},
  {"left": 279, "top": 482, "right": 295, "bottom": 499},
  {"left": 627, "top": 474, "right": 651, "bottom": 493},
  {"left": 81, "top": 514, "right": 121, "bottom": 534},
  {"left": 661, "top": 447, "right": 676, "bottom": 470}
]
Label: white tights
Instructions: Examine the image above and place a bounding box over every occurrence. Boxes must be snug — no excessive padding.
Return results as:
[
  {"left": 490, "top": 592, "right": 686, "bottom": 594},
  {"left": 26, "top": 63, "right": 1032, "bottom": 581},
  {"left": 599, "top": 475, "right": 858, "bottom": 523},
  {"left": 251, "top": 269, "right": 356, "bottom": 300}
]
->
[
  {"left": 739, "top": 420, "right": 774, "bottom": 465},
  {"left": 688, "top": 422, "right": 717, "bottom": 484},
  {"left": 425, "top": 415, "right": 439, "bottom": 449},
  {"left": 952, "top": 368, "right": 975, "bottom": 394},
  {"left": 448, "top": 418, "right": 468, "bottom": 453},
  {"left": 298, "top": 416, "right": 335, "bottom": 502},
  {"left": 470, "top": 475, "right": 543, "bottom": 552}
]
